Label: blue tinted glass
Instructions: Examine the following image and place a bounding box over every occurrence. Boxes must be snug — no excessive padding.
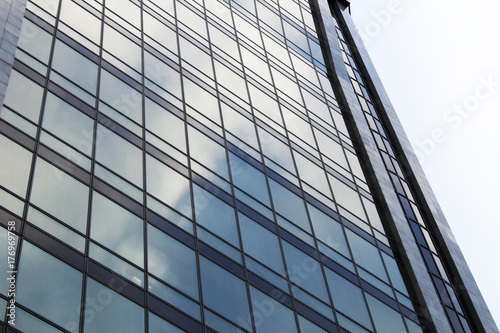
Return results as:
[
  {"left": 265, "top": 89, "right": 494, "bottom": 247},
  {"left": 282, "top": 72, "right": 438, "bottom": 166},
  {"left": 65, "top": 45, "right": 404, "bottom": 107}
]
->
[
  {"left": 145, "top": 98, "right": 186, "bottom": 152},
  {"left": 90, "top": 192, "right": 144, "bottom": 267},
  {"left": 239, "top": 213, "right": 285, "bottom": 275},
  {"left": 282, "top": 241, "right": 328, "bottom": 302},
  {"left": 3, "top": 70, "right": 44, "bottom": 123},
  {"left": 346, "top": 229, "right": 388, "bottom": 282},
  {"left": 298, "top": 315, "right": 327, "bottom": 333},
  {"left": 95, "top": 124, "right": 143, "bottom": 187},
  {"left": 42, "top": 93, "right": 94, "bottom": 154},
  {"left": 188, "top": 127, "right": 228, "bottom": 179},
  {"left": 228, "top": 152, "right": 270, "bottom": 205},
  {"left": 366, "top": 294, "right": 406, "bottom": 333},
  {"left": 258, "top": 128, "right": 295, "bottom": 172},
  {"left": 307, "top": 204, "right": 349, "bottom": 257},
  {"left": 149, "top": 312, "right": 185, "bottom": 333},
  {"left": 14, "top": 308, "right": 63, "bottom": 333},
  {"left": 148, "top": 276, "right": 201, "bottom": 320},
  {"left": 269, "top": 179, "right": 310, "bottom": 231},
  {"left": 52, "top": 40, "right": 98, "bottom": 93},
  {"left": 200, "top": 257, "right": 251, "bottom": 330},
  {"left": 30, "top": 158, "right": 89, "bottom": 233},
  {"left": 250, "top": 286, "right": 298, "bottom": 333},
  {"left": 17, "top": 242, "right": 82, "bottom": 331},
  {"left": 84, "top": 278, "right": 144, "bottom": 333},
  {"left": 324, "top": 268, "right": 372, "bottom": 329},
  {"left": 99, "top": 70, "right": 142, "bottom": 123},
  {"left": 0, "top": 134, "right": 32, "bottom": 197},
  {"left": 148, "top": 224, "right": 198, "bottom": 299},
  {"left": 193, "top": 184, "right": 239, "bottom": 246},
  {"left": 146, "top": 154, "right": 192, "bottom": 217}
]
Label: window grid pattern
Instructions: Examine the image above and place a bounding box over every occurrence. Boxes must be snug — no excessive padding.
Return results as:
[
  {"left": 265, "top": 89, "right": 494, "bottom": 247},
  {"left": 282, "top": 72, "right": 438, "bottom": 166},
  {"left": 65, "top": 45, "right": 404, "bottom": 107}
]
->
[
  {"left": 0, "top": 0, "right": 424, "bottom": 332},
  {"left": 330, "top": 11, "right": 474, "bottom": 333}
]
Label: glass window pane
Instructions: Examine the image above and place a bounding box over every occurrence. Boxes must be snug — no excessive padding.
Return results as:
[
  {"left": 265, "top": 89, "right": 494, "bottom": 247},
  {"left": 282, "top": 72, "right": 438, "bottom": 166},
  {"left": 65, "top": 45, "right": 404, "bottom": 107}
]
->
[
  {"left": 146, "top": 154, "right": 192, "bottom": 217},
  {"left": 103, "top": 24, "right": 141, "bottom": 74},
  {"left": 144, "top": 51, "right": 181, "bottom": 98},
  {"left": 298, "top": 315, "right": 327, "bottom": 333},
  {"left": 145, "top": 98, "right": 185, "bottom": 152},
  {"left": 42, "top": 92, "right": 93, "bottom": 154},
  {"left": 184, "top": 79, "right": 220, "bottom": 124},
  {"left": 366, "top": 294, "right": 406, "bottom": 333},
  {"left": 149, "top": 312, "right": 185, "bottom": 333},
  {"left": 52, "top": 40, "right": 98, "bottom": 93},
  {"left": 17, "top": 242, "right": 82, "bottom": 331},
  {"left": 18, "top": 18, "right": 52, "bottom": 63},
  {"left": 193, "top": 184, "right": 239, "bottom": 247},
  {"left": 180, "top": 37, "right": 213, "bottom": 78},
  {"left": 307, "top": 203, "right": 349, "bottom": 257},
  {"left": 14, "top": 308, "right": 63, "bottom": 333},
  {"left": 221, "top": 104, "right": 258, "bottom": 149},
  {"left": 249, "top": 85, "right": 282, "bottom": 126},
  {"left": 345, "top": 229, "right": 388, "bottom": 282},
  {"left": 258, "top": 128, "right": 295, "bottom": 172},
  {"left": 214, "top": 60, "right": 248, "bottom": 102},
  {"left": 282, "top": 241, "right": 328, "bottom": 302},
  {"left": 200, "top": 257, "right": 251, "bottom": 330},
  {"left": 329, "top": 176, "right": 366, "bottom": 221},
  {"left": 90, "top": 192, "right": 144, "bottom": 267},
  {"left": 294, "top": 152, "right": 331, "bottom": 197},
  {"left": 239, "top": 213, "right": 285, "bottom": 275},
  {"left": 105, "top": 0, "right": 141, "bottom": 30},
  {"left": 60, "top": 0, "right": 101, "bottom": 44},
  {"left": 269, "top": 179, "right": 309, "bottom": 231},
  {"left": 250, "top": 286, "right": 298, "bottom": 333},
  {"left": 84, "top": 278, "right": 144, "bottom": 333},
  {"left": 99, "top": 70, "right": 142, "bottom": 123},
  {"left": 228, "top": 153, "right": 270, "bottom": 205},
  {"left": 3, "top": 70, "right": 44, "bottom": 123},
  {"left": 147, "top": 224, "right": 198, "bottom": 299},
  {"left": 0, "top": 134, "right": 33, "bottom": 197},
  {"left": 30, "top": 158, "right": 89, "bottom": 233},
  {"left": 95, "top": 124, "right": 143, "bottom": 187},
  {"left": 143, "top": 12, "right": 177, "bottom": 55},
  {"left": 148, "top": 277, "right": 201, "bottom": 320},
  {"left": 324, "top": 268, "right": 372, "bottom": 330},
  {"left": 188, "top": 126, "right": 228, "bottom": 179}
]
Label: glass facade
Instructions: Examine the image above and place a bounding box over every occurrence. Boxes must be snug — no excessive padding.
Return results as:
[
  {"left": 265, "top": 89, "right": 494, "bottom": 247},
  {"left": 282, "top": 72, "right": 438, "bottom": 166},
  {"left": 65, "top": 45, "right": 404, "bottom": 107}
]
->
[{"left": 0, "top": 0, "right": 496, "bottom": 332}]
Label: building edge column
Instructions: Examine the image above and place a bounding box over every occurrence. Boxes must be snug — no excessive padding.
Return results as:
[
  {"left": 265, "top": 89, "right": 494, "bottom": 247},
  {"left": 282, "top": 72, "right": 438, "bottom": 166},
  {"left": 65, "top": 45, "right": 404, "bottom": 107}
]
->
[
  {"left": 330, "top": 2, "right": 498, "bottom": 333},
  {"left": 310, "top": 0, "right": 453, "bottom": 331},
  {"left": 0, "top": 0, "right": 27, "bottom": 107}
]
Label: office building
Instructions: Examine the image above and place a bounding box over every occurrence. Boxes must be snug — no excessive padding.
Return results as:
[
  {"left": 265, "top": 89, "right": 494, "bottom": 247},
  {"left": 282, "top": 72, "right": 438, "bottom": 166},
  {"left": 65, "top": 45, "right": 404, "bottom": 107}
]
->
[{"left": 0, "top": 0, "right": 497, "bottom": 332}]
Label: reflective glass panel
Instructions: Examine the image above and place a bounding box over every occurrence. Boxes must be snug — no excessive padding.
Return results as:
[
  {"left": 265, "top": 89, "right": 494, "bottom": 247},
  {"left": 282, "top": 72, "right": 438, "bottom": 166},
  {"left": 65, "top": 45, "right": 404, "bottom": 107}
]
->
[
  {"left": 325, "top": 268, "right": 372, "bottom": 329},
  {"left": 250, "top": 286, "right": 298, "bottom": 333},
  {"left": 30, "top": 158, "right": 89, "bottom": 232},
  {"left": 95, "top": 124, "right": 143, "bottom": 187},
  {"left": 200, "top": 257, "right": 251, "bottom": 330},
  {"left": 3, "top": 70, "right": 43, "bottom": 123},
  {"left": 193, "top": 184, "right": 239, "bottom": 246},
  {"left": 146, "top": 154, "right": 192, "bottom": 217},
  {"left": 147, "top": 224, "right": 198, "bottom": 299},
  {"left": 282, "top": 241, "right": 329, "bottom": 302},
  {"left": 90, "top": 192, "right": 144, "bottom": 267},
  {"left": 0, "top": 134, "right": 32, "bottom": 197},
  {"left": 17, "top": 242, "right": 82, "bottom": 331},
  {"left": 84, "top": 278, "right": 145, "bottom": 333},
  {"left": 239, "top": 213, "right": 285, "bottom": 275}
]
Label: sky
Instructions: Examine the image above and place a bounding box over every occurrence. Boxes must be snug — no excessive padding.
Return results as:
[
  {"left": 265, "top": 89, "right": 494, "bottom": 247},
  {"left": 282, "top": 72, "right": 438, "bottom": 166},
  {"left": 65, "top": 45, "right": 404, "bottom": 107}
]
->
[{"left": 349, "top": 0, "right": 500, "bottom": 327}]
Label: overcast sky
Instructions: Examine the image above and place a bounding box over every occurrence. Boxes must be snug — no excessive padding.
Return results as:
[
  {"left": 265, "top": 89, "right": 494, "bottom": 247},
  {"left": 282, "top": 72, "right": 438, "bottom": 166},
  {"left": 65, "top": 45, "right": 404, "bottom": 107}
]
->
[{"left": 349, "top": 0, "right": 500, "bottom": 327}]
